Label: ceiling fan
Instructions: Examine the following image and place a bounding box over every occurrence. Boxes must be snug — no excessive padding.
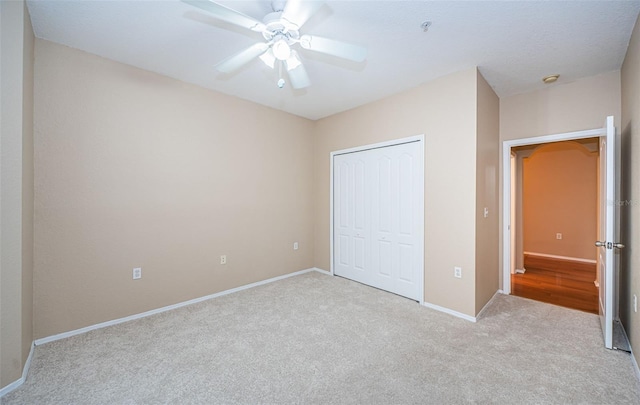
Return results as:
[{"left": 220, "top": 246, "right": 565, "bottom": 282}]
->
[{"left": 182, "top": 0, "right": 367, "bottom": 89}]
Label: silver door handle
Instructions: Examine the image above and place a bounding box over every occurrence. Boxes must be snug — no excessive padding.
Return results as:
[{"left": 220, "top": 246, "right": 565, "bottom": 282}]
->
[{"left": 595, "top": 241, "right": 625, "bottom": 249}]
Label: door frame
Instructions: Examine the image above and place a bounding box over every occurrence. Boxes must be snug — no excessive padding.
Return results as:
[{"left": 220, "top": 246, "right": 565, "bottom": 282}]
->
[
  {"left": 330, "top": 134, "right": 425, "bottom": 303},
  {"left": 502, "top": 127, "right": 607, "bottom": 294}
]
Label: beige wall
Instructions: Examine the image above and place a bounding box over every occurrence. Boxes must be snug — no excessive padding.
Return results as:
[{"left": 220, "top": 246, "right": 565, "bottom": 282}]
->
[
  {"left": 314, "top": 68, "right": 480, "bottom": 316},
  {"left": 475, "top": 71, "right": 500, "bottom": 313},
  {"left": 1, "top": 4, "right": 635, "bottom": 391},
  {"left": 522, "top": 142, "right": 598, "bottom": 260},
  {"left": 621, "top": 14, "right": 640, "bottom": 375},
  {"left": 0, "top": 0, "right": 35, "bottom": 390},
  {"left": 33, "top": 40, "right": 315, "bottom": 339},
  {"left": 501, "top": 71, "right": 621, "bottom": 141},
  {"left": 499, "top": 72, "right": 622, "bottom": 288}
]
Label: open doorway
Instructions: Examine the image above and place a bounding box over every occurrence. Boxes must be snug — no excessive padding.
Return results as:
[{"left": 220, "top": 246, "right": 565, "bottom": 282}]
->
[
  {"left": 501, "top": 124, "right": 611, "bottom": 299},
  {"left": 503, "top": 117, "right": 620, "bottom": 349},
  {"left": 510, "top": 139, "right": 599, "bottom": 313}
]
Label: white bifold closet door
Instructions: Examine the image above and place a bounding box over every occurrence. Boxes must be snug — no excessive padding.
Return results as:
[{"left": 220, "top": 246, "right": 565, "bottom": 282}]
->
[{"left": 333, "top": 140, "right": 423, "bottom": 301}]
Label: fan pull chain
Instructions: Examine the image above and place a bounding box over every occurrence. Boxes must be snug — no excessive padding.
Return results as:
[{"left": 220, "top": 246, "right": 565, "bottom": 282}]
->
[{"left": 277, "top": 60, "right": 285, "bottom": 88}]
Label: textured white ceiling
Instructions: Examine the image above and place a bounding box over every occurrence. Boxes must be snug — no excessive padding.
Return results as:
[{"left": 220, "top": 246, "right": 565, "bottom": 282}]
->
[{"left": 26, "top": 0, "right": 640, "bottom": 120}]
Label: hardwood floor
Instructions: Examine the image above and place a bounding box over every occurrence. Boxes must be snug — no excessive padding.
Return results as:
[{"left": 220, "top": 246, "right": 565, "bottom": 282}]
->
[{"left": 511, "top": 255, "right": 598, "bottom": 314}]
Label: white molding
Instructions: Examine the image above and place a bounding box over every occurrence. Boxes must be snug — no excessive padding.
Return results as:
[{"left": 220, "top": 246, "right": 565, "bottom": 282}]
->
[
  {"left": 0, "top": 377, "right": 24, "bottom": 398},
  {"left": 22, "top": 341, "right": 34, "bottom": 383},
  {"left": 618, "top": 321, "right": 640, "bottom": 382},
  {"left": 475, "top": 290, "right": 505, "bottom": 321},
  {"left": 502, "top": 125, "right": 607, "bottom": 294},
  {"left": 502, "top": 140, "right": 512, "bottom": 294},
  {"left": 330, "top": 135, "right": 425, "bottom": 157},
  {"left": 312, "top": 267, "right": 332, "bottom": 276},
  {"left": 421, "top": 301, "right": 477, "bottom": 323},
  {"left": 330, "top": 134, "right": 425, "bottom": 302},
  {"left": 421, "top": 290, "right": 505, "bottom": 322},
  {"left": 35, "top": 268, "right": 319, "bottom": 346},
  {"left": 523, "top": 252, "right": 597, "bottom": 264},
  {"left": 505, "top": 128, "right": 605, "bottom": 149},
  {"left": 515, "top": 268, "right": 526, "bottom": 274},
  {"left": 4, "top": 270, "right": 333, "bottom": 397},
  {"left": 0, "top": 341, "right": 35, "bottom": 398},
  {"left": 330, "top": 146, "right": 335, "bottom": 277}
]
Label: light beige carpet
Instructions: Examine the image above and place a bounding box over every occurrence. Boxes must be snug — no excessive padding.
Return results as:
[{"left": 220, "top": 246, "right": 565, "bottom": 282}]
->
[{"left": 3, "top": 271, "right": 640, "bottom": 404}]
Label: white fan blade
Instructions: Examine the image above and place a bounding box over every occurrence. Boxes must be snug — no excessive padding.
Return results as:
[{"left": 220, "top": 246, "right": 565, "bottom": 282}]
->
[
  {"left": 286, "top": 51, "right": 310, "bottom": 88},
  {"left": 287, "top": 62, "right": 311, "bottom": 89},
  {"left": 281, "top": 0, "right": 323, "bottom": 29},
  {"left": 182, "top": 0, "right": 266, "bottom": 32},
  {"left": 215, "top": 43, "right": 269, "bottom": 73},
  {"left": 299, "top": 34, "right": 367, "bottom": 62}
]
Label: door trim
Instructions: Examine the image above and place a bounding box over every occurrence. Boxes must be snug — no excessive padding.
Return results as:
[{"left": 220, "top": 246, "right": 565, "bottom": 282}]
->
[
  {"left": 502, "top": 127, "right": 606, "bottom": 294},
  {"left": 330, "top": 134, "right": 425, "bottom": 303}
]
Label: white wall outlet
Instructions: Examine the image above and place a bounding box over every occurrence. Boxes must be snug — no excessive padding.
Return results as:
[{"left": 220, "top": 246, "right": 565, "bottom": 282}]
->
[
  {"left": 133, "top": 267, "right": 142, "bottom": 280},
  {"left": 454, "top": 266, "right": 462, "bottom": 278},
  {"left": 220, "top": 255, "right": 227, "bottom": 265},
  {"left": 293, "top": 242, "right": 299, "bottom": 250},
  {"left": 634, "top": 294, "right": 637, "bottom": 313},
  {"left": 556, "top": 233, "right": 562, "bottom": 240},
  {"left": 483, "top": 207, "right": 489, "bottom": 218}
]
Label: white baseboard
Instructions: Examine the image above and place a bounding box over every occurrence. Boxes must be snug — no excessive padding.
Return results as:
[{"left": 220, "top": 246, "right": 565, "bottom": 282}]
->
[
  {"left": 421, "top": 301, "right": 477, "bottom": 322},
  {"left": 618, "top": 321, "right": 640, "bottom": 382},
  {"left": 0, "top": 341, "right": 35, "bottom": 398},
  {"left": 475, "top": 290, "right": 504, "bottom": 320},
  {"left": 3, "top": 268, "right": 330, "bottom": 397},
  {"left": 312, "top": 267, "right": 332, "bottom": 276},
  {"left": 524, "top": 251, "right": 596, "bottom": 264},
  {"left": 421, "top": 290, "right": 505, "bottom": 323},
  {"left": 35, "top": 267, "right": 320, "bottom": 346},
  {"left": 0, "top": 376, "right": 23, "bottom": 398},
  {"left": 23, "top": 341, "right": 34, "bottom": 384},
  {"left": 515, "top": 268, "right": 526, "bottom": 274}
]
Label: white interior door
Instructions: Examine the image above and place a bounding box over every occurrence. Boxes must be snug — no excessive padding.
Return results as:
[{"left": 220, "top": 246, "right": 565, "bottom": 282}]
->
[
  {"left": 333, "top": 139, "right": 424, "bottom": 301},
  {"left": 334, "top": 153, "right": 371, "bottom": 286},
  {"left": 597, "top": 116, "right": 618, "bottom": 349}
]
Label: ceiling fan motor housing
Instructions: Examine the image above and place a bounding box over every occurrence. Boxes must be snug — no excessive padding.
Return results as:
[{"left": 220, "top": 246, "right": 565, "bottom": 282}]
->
[{"left": 262, "top": 11, "right": 300, "bottom": 44}]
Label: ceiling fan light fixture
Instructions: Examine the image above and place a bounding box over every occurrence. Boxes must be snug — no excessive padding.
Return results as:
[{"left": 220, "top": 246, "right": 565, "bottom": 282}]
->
[
  {"left": 273, "top": 38, "right": 291, "bottom": 60},
  {"left": 259, "top": 48, "right": 276, "bottom": 68},
  {"left": 285, "top": 51, "right": 302, "bottom": 70}
]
